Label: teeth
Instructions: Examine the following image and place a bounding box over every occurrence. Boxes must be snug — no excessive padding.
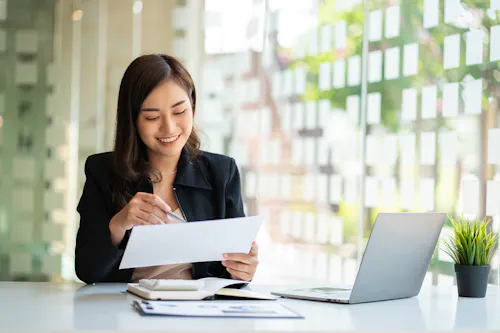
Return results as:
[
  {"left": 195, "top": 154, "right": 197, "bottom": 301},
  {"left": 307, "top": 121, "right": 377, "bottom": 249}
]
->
[{"left": 159, "top": 136, "right": 178, "bottom": 143}]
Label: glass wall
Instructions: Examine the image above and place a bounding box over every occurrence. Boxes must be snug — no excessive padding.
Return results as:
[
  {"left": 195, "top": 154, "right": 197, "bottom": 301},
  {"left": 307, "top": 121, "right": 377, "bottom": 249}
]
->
[{"left": 0, "top": 0, "right": 499, "bottom": 285}]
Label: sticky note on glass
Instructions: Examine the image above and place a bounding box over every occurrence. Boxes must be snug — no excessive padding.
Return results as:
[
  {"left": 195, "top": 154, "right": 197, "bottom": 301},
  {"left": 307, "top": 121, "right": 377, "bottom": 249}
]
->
[
  {"left": 308, "top": 29, "right": 319, "bottom": 56},
  {"left": 333, "top": 59, "right": 346, "bottom": 88},
  {"left": 305, "top": 101, "right": 317, "bottom": 129},
  {"left": 291, "top": 138, "right": 304, "bottom": 166},
  {"left": 347, "top": 56, "right": 361, "bottom": 86},
  {"left": 317, "top": 214, "right": 330, "bottom": 244},
  {"left": 317, "top": 139, "right": 330, "bottom": 165},
  {"left": 402, "top": 88, "right": 417, "bottom": 121},
  {"left": 295, "top": 67, "right": 307, "bottom": 94},
  {"left": 319, "top": 62, "right": 331, "bottom": 91},
  {"left": 303, "top": 173, "right": 316, "bottom": 202},
  {"left": 400, "top": 133, "right": 416, "bottom": 165},
  {"left": 365, "top": 177, "right": 379, "bottom": 208},
  {"left": 383, "top": 134, "right": 398, "bottom": 165},
  {"left": 367, "top": 92, "right": 381, "bottom": 124},
  {"left": 439, "top": 131, "right": 458, "bottom": 165},
  {"left": 281, "top": 103, "right": 292, "bottom": 132},
  {"left": 317, "top": 174, "right": 329, "bottom": 204},
  {"left": 344, "top": 177, "right": 357, "bottom": 203},
  {"left": 334, "top": 21, "right": 347, "bottom": 50},
  {"left": 305, "top": 138, "right": 316, "bottom": 166},
  {"left": 487, "top": 128, "right": 500, "bottom": 164},
  {"left": 444, "top": 34, "right": 460, "bottom": 69},
  {"left": 423, "top": 0, "right": 439, "bottom": 29},
  {"left": 492, "top": 0, "right": 500, "bottom": 10},
  {"left": 368, "top": 50, "right": 383, "bottom": 83},
  {"left": 385, "top": 47, "right": 400, "bottom": 80},
  {"left": 369, "top": 10, "right": 383, "bottom": 42},
  {"left": 466, "top": 29, "right": 484, "bottom": 66},
  {"left": 318, "top": 99, "right": 330, "bottom": 130},
  {"left": 420, "top": 131, "right": 436, "bottom": 165},
  {"left": 403, "top": 43, "right": 419, "bottom": 76},
  {"left": 400, "top": 179, "right": 415, "bottom": 210},
  {"left": 462, "top": 179, "right": 479, "bottom": 214},
  {"left": 420, "top": 178, "right": 435, "bottom": 211},
  {"left": 320, "top": 24, "right": 333, "bottom": 53},
  {"left": 283, "top": 69, "right": 293, "bottom": 96},
  {"left": 292, "top": 102, "right": 305, "bottom": 130},
  {"left": 464, "top": 79, "right": 482, "bottom": 115},
  {"left": 330, "top": 216, "right": 344, "bottom": 246},
  {"left": 346, "top": 95, "right": 360, "bottom": 124},
  {"left": 444, "top": 0, "right": 462, "bottom": 24},
  {"left": 421, "top": 85, "right": 437, "bottom": 119},
  {"left": 486, "top": 181, "right": 500, "bottom": 216},
  {"left": 442, "top": 82, "right": 459, "bottom": 117},
  {"left": 329, "top": 175, "right": 343, "bottom": 204},
  {"left": 385, "top": 6, "right": 400, "bottom": 38},
  {"left": 490, "top": 25, "right": 500, "bottom": 62}
]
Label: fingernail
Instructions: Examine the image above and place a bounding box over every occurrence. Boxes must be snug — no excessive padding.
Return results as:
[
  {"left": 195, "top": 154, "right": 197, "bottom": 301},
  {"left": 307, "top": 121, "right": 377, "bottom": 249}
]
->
[{"left": 223, "top": 254, "right": 228, "bottom": 258}]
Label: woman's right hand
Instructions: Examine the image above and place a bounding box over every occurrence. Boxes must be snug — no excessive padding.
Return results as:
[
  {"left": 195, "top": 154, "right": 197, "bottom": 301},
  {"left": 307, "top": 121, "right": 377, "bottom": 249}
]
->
[{"left": 109, "top": 192, "right": 172, "bottom": 246}]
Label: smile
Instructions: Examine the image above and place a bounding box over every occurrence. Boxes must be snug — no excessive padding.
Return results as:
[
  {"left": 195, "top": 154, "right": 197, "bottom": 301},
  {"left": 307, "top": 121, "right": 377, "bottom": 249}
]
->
[{"left": 157, "top": 135, "right": 180, "bottom": 144}]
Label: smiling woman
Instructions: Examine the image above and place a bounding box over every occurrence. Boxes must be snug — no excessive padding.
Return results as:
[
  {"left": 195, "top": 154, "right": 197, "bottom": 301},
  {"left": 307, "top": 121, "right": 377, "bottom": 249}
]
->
[{"left": 74, "top": 54, "right": 259, "bottom": 284}]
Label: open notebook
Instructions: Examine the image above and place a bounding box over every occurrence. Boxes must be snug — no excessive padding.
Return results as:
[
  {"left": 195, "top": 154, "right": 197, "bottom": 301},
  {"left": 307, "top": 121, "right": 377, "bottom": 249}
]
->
[{"left": 127, "top": 277, "right": 277, "bottom": 301}]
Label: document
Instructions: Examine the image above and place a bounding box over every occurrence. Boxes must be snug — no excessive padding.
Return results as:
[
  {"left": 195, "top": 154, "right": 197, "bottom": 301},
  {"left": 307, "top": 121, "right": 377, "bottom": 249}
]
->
[
  {"left": 119, "top": 216, "right": 264, "bottom": 269},
  {"left": 133, "top": 300, "right": 303, "bottom": 318}
]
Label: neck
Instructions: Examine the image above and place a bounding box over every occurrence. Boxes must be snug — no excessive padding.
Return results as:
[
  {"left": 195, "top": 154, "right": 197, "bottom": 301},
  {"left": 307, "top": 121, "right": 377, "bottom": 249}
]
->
[{"left": 147, "top": 150, "right": 180, "bottom": 174}]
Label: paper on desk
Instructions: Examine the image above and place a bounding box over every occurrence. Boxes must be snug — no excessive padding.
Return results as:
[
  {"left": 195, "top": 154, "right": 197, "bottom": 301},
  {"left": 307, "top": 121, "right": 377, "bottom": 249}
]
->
[{"left": 119, "top": 216, "right": 264, "bottom": 269}]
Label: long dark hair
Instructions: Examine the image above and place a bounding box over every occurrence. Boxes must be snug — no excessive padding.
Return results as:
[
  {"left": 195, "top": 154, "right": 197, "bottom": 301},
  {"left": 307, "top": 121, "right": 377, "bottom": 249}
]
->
[{"left": 111, "top": 54, "right": 200, "bottom": 208}]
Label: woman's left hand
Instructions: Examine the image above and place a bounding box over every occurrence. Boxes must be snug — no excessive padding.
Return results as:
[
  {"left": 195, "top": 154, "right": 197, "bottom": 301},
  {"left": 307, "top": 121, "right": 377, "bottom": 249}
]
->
[{"left": 222, "top": 241, "right": 259, "bottom": 281}]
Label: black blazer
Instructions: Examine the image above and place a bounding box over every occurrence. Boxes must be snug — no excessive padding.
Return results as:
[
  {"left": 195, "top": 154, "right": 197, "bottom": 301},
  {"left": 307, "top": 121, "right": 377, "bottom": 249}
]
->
[{"left": 75, "top": 148, "right": 245, "bottom": 284}]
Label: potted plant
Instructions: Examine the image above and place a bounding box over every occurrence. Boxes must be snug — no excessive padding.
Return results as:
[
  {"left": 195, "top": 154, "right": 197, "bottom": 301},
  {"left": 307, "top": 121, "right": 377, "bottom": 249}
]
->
[{"left": 442, "top": 216, "right": 499, "bottom": 298}]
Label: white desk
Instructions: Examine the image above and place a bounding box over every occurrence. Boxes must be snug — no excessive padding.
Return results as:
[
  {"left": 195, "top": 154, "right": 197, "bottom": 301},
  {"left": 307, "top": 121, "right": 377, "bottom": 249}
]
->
[{"left": 0, "top": 282, "right": 499, "bottom": 332}]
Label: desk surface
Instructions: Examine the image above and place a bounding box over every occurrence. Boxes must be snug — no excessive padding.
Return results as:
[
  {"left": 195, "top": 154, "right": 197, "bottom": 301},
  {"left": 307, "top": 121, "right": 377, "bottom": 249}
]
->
[{"left": 0, "top": 282, "right": 499, "bottom": 332}]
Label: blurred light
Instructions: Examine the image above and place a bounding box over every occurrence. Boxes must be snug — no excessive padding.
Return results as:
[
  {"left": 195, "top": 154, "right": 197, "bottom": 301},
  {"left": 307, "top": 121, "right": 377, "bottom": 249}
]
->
[
  {"left": 0, "top": 115, "right": 3, "bottom": 128},
  {"left": 133, "top": 1, "right": 143, "bottom": 14},
  {"left": 72, "top": 10, "right": 83, "bottom": 21}
]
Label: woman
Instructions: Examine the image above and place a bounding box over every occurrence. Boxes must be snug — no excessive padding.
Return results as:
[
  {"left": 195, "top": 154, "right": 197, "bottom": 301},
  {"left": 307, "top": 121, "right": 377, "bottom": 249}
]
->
[{"left": 75, "top": 54, "right": 259, "bottom": 284}]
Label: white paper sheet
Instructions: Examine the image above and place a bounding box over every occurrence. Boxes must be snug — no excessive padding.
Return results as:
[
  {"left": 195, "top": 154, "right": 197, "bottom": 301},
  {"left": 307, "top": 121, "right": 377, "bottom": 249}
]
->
[
  {"left": 464, "top": 79, "right": 482, "bottom": 115},
  {"left": 486, "top": 181, "right": 500, "bottom": 215},
  {"left": 487, "top": 128, "right": 500, "bottom": 164},
  {"left": 385, "top": 47, "right": 400, "bottom": 80},
  {"left": 135, "top": 301, "right": 301, "bottom": 318},
  {"left": 423, "top": 0, "right": 439, "bottom": 29},
  {"left": 119, "top": 216, "right": 264, "bottom": 269},
  {"left": 365, "top": 177, "right": 379, "bottom": 208},
  {"left": 347, "top": 56, "right": 361, "bottom": 86},
  {"left": 403, "top": 43, "right": 419, "bottom": 76},
  {"left": 420, "top": 132, "right": 436, "bottom": 165},
  {"left": 320, "top": 24, "right": 333, "bottom": 53},
  {"left": 369, "top": 10, "right": 383, "bottom": 42},
  {"left": 305, "top": 101, "right": 317, "bottom": 129},
  {"left": 491, "top": 25, "right": 500, "bottom": 62},
  {"left": 385, "top": 6, "right": 400, "bottom": 38},
  {"left": 319, "top": 62, "right": 331, "bottom": 91},
  {"left": 368, "top": 50, "right": 383, "bottom": 83},
  {"left": 400, "top": 179, "right": 415, "bottom": 210},
  {"left": 444, "top": 34, "right": 460, "bottom": 70},
  {"left": 439, "top": 131, "right": 458, "bottom": 165},
  {"left": 334, "top": 21, "right": 347, "bottom": 50},
  {"left": 401, "top": 88, "right": 417, "bottom": 121},
  {"left": 421, "top": 85, "right": 437, "bottom": 119},
  {"left": 444, "top": 0, "right": 461, "bottom": 24},
  {"left": 420, "top": 178, "right": 435, "bottom": 211},
  {"left": 329, "top": 175, "right": 343, "bottom": 204},
  {"left": 367, "top": 92, "right": 381, "bottom": 124},
  {"left": 333, "top": 59, "right": 346, "bottom": 88},
  {"left": 442, "top": 82, "right": 459, "bottom": 117},
  {"left": 462, "top": 179, "right": 479, "bottom": 214},
  {"left": 466, "top": 29, "right": 484, "bottom": 66},
  {"left": 346, "top": 95, "right": 360, "bottom": 124}
]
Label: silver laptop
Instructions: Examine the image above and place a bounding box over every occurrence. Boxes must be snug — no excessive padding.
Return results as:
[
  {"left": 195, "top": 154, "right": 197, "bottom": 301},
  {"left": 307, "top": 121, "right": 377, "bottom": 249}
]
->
[{"left": 271, "top": 212, "right": 446, "bottom": 304}]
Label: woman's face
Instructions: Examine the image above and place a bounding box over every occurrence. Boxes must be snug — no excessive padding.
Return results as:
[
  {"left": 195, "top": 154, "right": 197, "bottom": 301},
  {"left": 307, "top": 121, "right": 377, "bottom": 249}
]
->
[{"left": 136, "top": 79, "right": 193, "bottom": 159}]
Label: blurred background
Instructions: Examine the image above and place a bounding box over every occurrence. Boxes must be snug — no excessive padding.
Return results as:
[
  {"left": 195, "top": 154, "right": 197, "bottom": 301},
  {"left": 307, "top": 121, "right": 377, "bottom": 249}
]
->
[{"left": 0, "top": 0, "right": 499, "bottom": 286}]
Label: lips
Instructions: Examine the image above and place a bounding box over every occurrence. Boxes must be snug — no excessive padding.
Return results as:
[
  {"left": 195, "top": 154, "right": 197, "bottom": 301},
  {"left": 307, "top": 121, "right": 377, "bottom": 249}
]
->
[{"left": 157, "top": 135, "right": 180, "bottom": 145}]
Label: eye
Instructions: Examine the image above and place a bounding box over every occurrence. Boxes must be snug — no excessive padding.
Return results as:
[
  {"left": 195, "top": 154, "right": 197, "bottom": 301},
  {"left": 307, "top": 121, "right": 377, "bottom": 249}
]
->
[
  {"left": 146, "top": 117, "right": 159, "bottom": 121},
  {"left": 175, "top": 109, "right": 186, "bottom": 115}
]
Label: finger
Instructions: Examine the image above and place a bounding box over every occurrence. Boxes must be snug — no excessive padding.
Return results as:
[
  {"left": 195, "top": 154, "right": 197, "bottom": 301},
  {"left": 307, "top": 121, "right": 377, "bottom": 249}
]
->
[
  {"left": 223, "top": 253, "right": 254, "bottom": 264},
  {"left": 138, "top": 203, "right": 168, "bottom": 221},
  {"left": 250, "top": 241, "right": 258, "bottom": 256},
  {"left": 222, "top": 260, "right": 250, "bottom": 272},
  {"left": 226, "top": 268, "right": 251, "bottom": 281},
  {"left": 138, "top": 193, "right": 171, "bottom": 213},
  {"left": 137, "top": 209, "right": 163, "bottom": 224}
]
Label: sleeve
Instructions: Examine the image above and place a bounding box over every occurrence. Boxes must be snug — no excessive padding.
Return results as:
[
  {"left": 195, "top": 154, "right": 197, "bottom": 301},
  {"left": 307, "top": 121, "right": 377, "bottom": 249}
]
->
[
  {"left": 74, "top": 156, "right": 132, "bottom": 284},
  {"left": 207, "top": 157, "right": 247, "bottom": 281}
]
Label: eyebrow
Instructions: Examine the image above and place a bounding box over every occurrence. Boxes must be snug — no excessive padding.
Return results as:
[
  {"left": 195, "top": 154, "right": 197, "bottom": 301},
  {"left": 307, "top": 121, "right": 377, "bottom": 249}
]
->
[{"left": 140, "top": 100, "right": 186, "bottom": 112}]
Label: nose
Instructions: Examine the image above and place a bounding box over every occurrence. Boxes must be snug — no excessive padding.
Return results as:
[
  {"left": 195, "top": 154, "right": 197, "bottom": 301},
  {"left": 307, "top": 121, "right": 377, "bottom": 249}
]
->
[{"left": 160, "top": 114, "right": 176, "bottom": 133}]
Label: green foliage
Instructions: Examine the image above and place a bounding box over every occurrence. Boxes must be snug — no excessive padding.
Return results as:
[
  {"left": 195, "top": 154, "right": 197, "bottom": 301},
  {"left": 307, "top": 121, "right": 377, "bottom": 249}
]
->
[{"left": 442, "top": 216, "right": 499, "bottom": 266}]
